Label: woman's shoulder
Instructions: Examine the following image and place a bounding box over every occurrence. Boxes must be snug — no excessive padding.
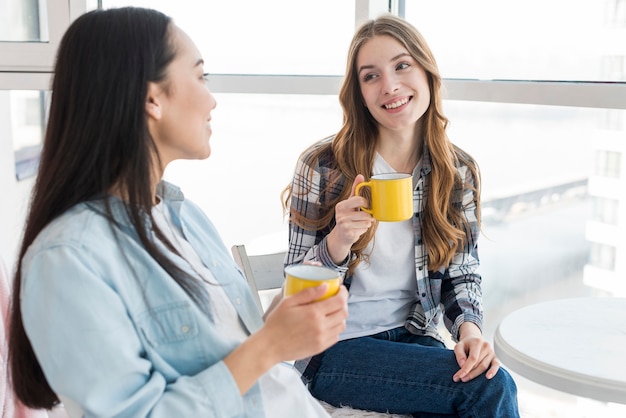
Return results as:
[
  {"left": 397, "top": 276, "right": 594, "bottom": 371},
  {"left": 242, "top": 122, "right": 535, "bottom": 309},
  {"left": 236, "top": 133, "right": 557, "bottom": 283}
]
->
[
  {"left": 30, "top": 203, "right": 106, "bottom": 249},
  {"left": 451, "top": 144, "right": 479, "bottom": 169},
  {"left": 299, "top": 135, "right": 335, "bottom": 167}
]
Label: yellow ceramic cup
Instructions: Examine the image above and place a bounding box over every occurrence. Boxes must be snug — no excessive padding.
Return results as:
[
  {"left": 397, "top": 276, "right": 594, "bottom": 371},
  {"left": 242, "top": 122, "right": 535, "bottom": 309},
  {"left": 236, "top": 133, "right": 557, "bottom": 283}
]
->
[
  {"left": 284, "top": 264, "right": 341, "bottom": 301},
  {"left": 355, "top": 173, "right": 413, "bottom": 222}
]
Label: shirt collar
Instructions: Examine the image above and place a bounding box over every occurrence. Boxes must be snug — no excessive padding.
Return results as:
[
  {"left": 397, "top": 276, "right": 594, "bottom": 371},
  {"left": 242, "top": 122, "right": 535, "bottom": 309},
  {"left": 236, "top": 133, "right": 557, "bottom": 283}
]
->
[{"left": 85, "top": 180, "right": 184, "bottom": 229}]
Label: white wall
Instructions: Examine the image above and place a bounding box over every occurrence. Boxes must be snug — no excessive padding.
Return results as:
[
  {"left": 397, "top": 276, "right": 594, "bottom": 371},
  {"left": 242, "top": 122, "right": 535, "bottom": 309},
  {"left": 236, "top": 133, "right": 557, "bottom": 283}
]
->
[{"left": 0, "top": 91, "right": 35, "bottom": 272}]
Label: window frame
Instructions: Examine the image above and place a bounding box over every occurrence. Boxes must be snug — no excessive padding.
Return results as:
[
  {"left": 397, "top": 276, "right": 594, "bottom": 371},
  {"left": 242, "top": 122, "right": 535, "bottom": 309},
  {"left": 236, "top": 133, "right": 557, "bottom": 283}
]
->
[
  {"left": 1, "top": 0, "right": 624, "bottom": 111},
  {"left": 0, "top": 0, "right": 80, "bottom": 73}
]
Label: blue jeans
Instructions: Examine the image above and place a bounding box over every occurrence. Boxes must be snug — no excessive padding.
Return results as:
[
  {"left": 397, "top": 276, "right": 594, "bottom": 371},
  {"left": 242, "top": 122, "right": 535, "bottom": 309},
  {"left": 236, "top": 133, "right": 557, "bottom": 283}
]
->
[{"left": 308, "top": 327, "right": 520, "bottom": 418}]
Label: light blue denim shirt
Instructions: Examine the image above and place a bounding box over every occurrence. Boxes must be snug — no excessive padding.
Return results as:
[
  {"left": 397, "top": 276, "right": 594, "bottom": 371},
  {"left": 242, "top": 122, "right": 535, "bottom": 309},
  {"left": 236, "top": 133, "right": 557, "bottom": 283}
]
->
[{"left": 20, "top": 181, "right": 266, "bottom": 417}]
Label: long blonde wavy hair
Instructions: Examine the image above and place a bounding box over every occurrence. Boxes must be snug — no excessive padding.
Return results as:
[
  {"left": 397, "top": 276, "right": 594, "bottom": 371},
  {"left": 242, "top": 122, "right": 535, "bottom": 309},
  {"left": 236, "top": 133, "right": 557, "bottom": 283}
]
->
[{"left": 283, "top": 14, "right": 480, "bottom": 276}]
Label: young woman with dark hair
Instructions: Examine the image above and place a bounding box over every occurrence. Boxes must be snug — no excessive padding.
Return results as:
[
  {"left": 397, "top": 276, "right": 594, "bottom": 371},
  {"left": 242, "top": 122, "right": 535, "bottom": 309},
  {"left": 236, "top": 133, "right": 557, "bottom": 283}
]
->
[{"left": 9, "top": 7, "right": 347, "bottom": 417}]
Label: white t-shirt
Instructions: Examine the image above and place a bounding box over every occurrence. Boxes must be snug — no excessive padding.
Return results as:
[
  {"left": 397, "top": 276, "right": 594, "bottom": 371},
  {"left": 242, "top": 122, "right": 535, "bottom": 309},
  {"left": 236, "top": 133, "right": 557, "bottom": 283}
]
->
[
  {"left": 152, "top": 203, "right": 329, "bottom": 418},
  {"left": 341, "top": 153, "right": 420, "bottom": 340}
]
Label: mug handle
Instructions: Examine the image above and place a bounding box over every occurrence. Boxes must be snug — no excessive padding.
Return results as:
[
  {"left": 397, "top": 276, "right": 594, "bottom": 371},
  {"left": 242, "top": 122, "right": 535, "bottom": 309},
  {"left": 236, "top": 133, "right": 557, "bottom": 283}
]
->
[{"left": 354, "top": 181, "right": 373, "bottom": 215}]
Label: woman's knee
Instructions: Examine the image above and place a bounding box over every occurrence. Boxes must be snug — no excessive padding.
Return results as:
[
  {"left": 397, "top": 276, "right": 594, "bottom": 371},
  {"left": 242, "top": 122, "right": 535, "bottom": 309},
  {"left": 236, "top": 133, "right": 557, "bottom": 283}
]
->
[{"left": 494, "top": 367, "right": 518, "bottom": 393}]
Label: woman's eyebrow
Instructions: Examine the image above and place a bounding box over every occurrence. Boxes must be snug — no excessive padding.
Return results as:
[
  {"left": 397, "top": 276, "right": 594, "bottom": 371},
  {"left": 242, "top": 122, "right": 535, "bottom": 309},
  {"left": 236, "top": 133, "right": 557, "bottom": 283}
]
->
[
  {"left": 391, "top": 52, "right": 411, "bottom": 61},
  {"left": 358, "top": 52, "right": 412, "bottom": 75}
]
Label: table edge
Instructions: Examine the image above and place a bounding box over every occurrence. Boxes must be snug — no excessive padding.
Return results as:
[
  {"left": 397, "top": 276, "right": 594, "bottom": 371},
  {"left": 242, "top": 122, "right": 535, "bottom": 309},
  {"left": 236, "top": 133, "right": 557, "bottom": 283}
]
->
[{"left": 494, "top": 323, "right": 626, "bottom": 405}]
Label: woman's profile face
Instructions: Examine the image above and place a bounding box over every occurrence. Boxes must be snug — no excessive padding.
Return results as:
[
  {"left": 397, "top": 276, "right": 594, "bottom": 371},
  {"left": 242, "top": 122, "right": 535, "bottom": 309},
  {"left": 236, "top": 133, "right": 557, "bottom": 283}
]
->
[
  {"left": 148, "top": 25, "right": 217, "bottom": 167},
  {"left": 356, "top": 35, "right": 430, "bottom": 136}
]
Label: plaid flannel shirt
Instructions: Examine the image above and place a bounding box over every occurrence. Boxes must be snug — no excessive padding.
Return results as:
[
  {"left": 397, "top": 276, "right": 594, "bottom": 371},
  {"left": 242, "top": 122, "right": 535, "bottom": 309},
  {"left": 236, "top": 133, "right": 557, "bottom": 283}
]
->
[{"left": 286, "top": 137, "right": 483, "bottom": 383}]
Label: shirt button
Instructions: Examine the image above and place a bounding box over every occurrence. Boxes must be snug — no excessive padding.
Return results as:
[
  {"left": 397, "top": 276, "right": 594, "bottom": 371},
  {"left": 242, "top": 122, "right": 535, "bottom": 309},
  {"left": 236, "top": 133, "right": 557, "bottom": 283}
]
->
[
  {"left": 421, "top": 292, "right": 426, "bottom": 297},
  {"left": 181, "top": 325, "right": 190, "bottom": 333},
  {"left": 236, "top": 298, "right": 241, "bottom": 305}
]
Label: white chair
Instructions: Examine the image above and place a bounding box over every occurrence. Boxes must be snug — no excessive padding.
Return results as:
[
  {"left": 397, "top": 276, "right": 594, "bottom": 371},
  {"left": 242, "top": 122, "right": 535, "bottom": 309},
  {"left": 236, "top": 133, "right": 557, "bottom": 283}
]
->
[
  {"left": 231, "top": 244, "right": 285, "bottom": 313},
  {"left": 230, "top": 244, "right": 411, "bottom": 418}
]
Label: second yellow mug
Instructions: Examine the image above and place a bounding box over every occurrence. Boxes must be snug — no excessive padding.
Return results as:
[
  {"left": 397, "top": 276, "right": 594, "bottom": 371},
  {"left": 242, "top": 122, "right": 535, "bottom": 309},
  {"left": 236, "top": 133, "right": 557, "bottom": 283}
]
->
[
  {"left": 284, "top": 264, "right": 340, "bottom": 301},
  {"left": 355, "top": 173, "right": 413, "bottom": 222}
]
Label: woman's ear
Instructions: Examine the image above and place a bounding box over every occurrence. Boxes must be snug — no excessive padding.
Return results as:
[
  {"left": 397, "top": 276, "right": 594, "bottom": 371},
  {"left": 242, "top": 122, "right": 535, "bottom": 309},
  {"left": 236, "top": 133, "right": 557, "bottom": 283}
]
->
[{"left": 145, "top": 82, "right": 162, "bottom": 120}]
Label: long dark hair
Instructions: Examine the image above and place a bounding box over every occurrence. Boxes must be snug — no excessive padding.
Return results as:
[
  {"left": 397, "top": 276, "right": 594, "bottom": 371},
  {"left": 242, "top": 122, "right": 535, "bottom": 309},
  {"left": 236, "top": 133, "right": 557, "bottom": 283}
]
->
[{"left": 9, "top": 7, "right": 208, "bottom": 409}]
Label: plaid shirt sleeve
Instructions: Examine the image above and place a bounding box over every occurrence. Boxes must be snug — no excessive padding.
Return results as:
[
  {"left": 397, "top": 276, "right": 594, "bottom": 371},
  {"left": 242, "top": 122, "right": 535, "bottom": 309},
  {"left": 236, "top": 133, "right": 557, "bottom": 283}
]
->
[
  {"left": 285, "top": 140, "right": 349, "bottom": 275},
  {"left": 439, "top": 162, "right": 483, "bottom": 341},
  {"left": 407, "top": 151, "right": 483, "bottom": 344}
]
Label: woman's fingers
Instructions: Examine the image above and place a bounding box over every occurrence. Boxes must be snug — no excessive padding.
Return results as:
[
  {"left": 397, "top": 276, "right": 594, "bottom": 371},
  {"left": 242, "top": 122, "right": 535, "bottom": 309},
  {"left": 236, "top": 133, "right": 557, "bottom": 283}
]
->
[
  {"left": 453, "top": 338, "right": 499, "bottom": 382},
  {"left": 262, "top": 285, "right": 348, "bottom": 361}
]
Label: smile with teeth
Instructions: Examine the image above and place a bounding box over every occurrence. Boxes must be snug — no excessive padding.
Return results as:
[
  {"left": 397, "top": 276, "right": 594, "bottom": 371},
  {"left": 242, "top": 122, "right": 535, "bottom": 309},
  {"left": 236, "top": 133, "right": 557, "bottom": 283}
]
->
[{"left": 383, "top": 97, "right": 411, "bottom": 109}]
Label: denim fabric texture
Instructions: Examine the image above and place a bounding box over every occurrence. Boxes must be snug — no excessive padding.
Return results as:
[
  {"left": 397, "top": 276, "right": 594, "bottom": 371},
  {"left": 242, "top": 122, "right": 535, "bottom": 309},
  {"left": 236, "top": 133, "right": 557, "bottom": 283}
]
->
[{"left": 309, "top": 327, "right": 520, "bottom": 418}]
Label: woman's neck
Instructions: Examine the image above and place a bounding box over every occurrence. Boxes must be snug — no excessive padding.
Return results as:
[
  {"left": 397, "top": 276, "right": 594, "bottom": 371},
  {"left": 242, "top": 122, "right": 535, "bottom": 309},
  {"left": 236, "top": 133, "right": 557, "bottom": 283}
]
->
[
  {"left": 108, "top": 177, "right": 162, "bottom": 206},
  {"left": 376, "top": 129, "right": 423, "bottom": 174}
]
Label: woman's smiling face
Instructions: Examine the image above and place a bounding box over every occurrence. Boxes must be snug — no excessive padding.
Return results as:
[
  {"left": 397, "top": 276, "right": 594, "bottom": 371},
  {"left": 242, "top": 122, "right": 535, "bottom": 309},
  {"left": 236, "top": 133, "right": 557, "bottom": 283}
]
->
[{"left": 357, "top": 34, "right": 430, "bottom": 134}]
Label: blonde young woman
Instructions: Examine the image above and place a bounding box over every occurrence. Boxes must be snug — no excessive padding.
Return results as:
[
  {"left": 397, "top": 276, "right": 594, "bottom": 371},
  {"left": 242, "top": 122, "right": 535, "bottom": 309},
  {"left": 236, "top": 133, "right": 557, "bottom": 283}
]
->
[{"left": 283, "top": 15, "right": 520, "bottom": 417}]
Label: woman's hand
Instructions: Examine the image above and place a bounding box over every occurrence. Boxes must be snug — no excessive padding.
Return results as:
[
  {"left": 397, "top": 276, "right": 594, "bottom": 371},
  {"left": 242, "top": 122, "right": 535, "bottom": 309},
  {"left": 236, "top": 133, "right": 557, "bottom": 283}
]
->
[
  {"left": 452, "top": 322, "right": 500, "bottom": 382},
  {"left": 224, "top": 284, "right": 348, "bottom": 395},
  {"left": 262, "top": 284, "right": 348, "bottom": 361},
  {"left": 326, "top": 174, "right": 374, "bottom": 263}
]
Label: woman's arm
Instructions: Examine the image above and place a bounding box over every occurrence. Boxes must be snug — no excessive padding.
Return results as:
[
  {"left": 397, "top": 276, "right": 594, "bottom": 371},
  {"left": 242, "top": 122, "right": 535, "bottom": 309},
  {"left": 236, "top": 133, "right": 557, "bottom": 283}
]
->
[
  {"left": 440, "top": 165, "right": 499, "bottom": 382},
  {"left": 286, "top": 155, "right": 371, "bottom": 269},
  {"left": 22, "top": 243, "right": 348, "bottom": 416},
  {"left": 21, "top": 245, "right": 247, "bottom": 417},
  {"left": 440, "top": 165, "right": 483, "bottom": 340}
]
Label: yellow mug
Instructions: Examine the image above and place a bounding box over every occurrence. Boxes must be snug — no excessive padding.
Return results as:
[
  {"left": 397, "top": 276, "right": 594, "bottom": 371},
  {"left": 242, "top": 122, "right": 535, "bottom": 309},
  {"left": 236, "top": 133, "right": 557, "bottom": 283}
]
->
[
  {"left": 284, "top": 264, "right": 341, "bottom": 301},
  {"left": 355, "top": 173, "right": 413, "bottom": 222}
]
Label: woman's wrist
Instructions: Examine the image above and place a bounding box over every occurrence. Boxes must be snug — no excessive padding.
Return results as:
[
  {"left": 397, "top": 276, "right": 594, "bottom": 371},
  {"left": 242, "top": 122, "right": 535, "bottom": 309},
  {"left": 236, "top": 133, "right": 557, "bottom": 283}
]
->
[
  {"left": 458, "top": 321, "right": 482, "bottom": 340},
  {"left": 326, "top": 230, "right": 352, "bottom": 265},
  {"left": 223, "top": 329, "right": 278, "bottom": 395}
]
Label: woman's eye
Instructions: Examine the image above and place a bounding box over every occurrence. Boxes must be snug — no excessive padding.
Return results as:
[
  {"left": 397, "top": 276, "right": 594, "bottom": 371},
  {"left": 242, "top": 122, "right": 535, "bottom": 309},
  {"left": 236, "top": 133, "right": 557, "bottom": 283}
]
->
[
  {"left": 202, "top": 72, "right": 210, "bottom": 83},
  {"left": 396, "top": 62, "right": 410, "bottom": 71},
  {"left": 363, "top": 73, "right": 377, "bottom": 82}
]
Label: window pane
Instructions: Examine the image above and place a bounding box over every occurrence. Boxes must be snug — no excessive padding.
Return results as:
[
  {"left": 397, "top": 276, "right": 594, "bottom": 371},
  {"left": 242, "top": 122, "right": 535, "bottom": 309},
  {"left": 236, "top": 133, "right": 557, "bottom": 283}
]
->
[
  {"left": 405, "top": 0, "right": 626, "bottom": 81},
  {"left": 162, "top": 93, "right": 342, "bottom": 252},
  {"left": 592, "top": 196, "right": 620, "bottom": 224},
  {"left": 595, "top": 150, "right": 622, "bottom": 178},
  {"left": 439, "top": 101, "right": 625, "bottom": 307},
  {"left": 590, "top": 242, "right": 616, "bottom": 270},
  {"left": 0, "top": 0, "right": 48, "bottom": 42},
  {"left": 99, "top": 0, "right": 355, "bottom": 75},
  {"left": 444, "top": 101, "right": 596, "bottom": 202},
  {"left": 163, "top": 94, "right": 626, "bottom": 301},
  {"left": 10, "top": 90, "right": 48, "bottom": 181}
]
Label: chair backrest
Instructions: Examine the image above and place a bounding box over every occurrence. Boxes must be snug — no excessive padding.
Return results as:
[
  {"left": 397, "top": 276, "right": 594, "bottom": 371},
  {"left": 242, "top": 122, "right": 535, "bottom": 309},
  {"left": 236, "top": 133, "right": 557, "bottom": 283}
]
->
[{"left": 231, "top": 244, "right": 286, "bottom": 313}]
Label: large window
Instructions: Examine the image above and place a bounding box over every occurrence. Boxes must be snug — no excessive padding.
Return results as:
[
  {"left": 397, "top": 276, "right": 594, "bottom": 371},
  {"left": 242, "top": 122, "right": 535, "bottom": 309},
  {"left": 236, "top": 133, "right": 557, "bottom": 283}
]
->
[
  {"left": 164, "top": 93, "right": 342, "bottom": 250},
  {"left": 2, "top": 1, "right": 626, "bottom": 416},
  {"left": 405, "top": 0, "right": 624, "bottom": 82},
  {"left": 101, "top": 0, "right": 355, "bottom": 75}
]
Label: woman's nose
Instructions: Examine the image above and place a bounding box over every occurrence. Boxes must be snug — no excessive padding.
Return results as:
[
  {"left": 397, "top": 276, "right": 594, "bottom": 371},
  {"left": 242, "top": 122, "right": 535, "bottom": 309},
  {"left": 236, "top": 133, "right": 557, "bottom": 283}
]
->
[{"left": 381, "top": 72, "right": 400, "bottom": 94}]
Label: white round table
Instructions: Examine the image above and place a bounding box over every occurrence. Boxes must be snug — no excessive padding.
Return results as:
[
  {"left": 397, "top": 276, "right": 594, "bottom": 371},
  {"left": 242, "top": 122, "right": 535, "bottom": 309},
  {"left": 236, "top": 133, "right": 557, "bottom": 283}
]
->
[{"left": 494, "top": 297, "right": 626, "bottom": 404}]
